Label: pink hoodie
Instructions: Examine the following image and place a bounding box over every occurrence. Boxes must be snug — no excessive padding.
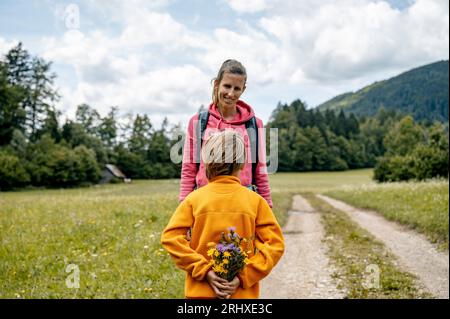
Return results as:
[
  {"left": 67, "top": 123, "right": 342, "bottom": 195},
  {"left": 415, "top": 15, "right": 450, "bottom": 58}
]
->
[{"left": 179, "top": 100, "right": 273, "bottom": 208}]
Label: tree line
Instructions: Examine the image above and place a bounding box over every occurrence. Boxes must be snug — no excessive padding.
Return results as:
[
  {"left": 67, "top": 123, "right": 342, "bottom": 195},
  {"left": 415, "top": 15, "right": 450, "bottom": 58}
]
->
[
  {"left": 268, "top": 100, "right": 448, "bottom": 181},
  {"left": 0, "top": 43, "right": 448, "bottom": 190},
  {"left": 0, "top": 43, "right": 180, "bottom": 190}
]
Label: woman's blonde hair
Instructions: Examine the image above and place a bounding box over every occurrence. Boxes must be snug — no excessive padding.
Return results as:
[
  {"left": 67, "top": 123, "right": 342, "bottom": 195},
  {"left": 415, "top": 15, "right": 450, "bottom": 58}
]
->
[
  {"left": 212, "top": 59, "right": 247, "bottom": 106},
  {"left": 201, "top": 130, "right": 246, "bottom": 180}
]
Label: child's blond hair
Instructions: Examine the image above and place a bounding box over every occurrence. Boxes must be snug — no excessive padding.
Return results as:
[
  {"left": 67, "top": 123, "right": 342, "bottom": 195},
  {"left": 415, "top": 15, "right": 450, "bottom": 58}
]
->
[{"left": 201, "top": 130, "right": 246, "bottom": 180}]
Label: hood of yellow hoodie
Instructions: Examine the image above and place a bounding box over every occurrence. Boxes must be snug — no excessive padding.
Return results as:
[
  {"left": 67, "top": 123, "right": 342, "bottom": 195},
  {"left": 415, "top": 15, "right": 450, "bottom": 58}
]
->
[{"left": 208, "top": 100, "right": 255, "bottom": 125}]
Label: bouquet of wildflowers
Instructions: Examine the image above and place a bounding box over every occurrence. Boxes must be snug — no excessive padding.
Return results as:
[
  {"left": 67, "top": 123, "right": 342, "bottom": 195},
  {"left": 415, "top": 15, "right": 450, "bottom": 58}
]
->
[{"left": 207, "top": 227, "right": 250, "bottom": 282}]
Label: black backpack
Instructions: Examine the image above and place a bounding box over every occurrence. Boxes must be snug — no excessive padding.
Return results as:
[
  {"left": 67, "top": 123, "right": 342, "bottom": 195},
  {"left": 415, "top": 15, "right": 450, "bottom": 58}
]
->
[{"left": 195, "top": 111, "right": 259, "bottom": 188}]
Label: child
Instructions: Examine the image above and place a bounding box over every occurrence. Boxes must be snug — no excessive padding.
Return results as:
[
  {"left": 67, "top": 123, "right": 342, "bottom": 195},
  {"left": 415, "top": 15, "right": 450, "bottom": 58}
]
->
[{"left": 161, "top": 130, "right": 284, "bottom": 299}]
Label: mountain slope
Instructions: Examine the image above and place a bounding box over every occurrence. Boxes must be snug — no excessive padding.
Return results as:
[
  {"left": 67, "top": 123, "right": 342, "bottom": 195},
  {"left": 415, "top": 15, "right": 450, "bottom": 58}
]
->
[{"left": 316, "top": 60, "right": 449, "bottom": 122}]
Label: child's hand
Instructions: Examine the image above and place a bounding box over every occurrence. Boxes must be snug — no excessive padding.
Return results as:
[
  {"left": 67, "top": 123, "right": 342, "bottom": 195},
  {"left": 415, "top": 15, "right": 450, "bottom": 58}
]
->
[
  {"left": 223, "top": 276, "right": 240, "bottom": 299},
  {"left": 186, "top": 228, "right": 191, "bottom": 241},
  {"left": 206, "top": 270, "right": 231, "bottom": 299}
]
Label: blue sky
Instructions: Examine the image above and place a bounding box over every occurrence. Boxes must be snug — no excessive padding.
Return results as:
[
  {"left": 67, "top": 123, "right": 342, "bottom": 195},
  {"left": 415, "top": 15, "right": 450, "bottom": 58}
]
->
[{"left": 0, "top": 0, "right": 448, "bottom": 128}]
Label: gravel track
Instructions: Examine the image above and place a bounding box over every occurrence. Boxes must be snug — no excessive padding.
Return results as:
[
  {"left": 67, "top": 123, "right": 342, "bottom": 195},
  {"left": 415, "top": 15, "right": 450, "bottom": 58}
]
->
[
  {"left": 317, "top": 194, "right": 449, "bottom": 299},
  {"left": 260, "top": 195, "right": 345, "bottom": 299}
]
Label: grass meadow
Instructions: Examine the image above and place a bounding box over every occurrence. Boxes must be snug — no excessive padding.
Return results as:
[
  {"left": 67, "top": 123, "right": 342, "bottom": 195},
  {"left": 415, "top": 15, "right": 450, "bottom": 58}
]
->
[{"left": 1, "top": 168, "right": 447, "bottom": 298}]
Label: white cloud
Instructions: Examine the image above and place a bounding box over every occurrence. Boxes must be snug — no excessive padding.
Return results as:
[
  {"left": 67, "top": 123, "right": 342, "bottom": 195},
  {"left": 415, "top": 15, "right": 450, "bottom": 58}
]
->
[
  {"left": 258, "top": 0, "right": 449, "bottom": 83},
  {"left": 42, "top": 8, "right": 212, "bottom": 127},
  {"left": 225, "top": 0, "right": 270, "bottom": 13},
  {"left": 35, "top": 0, "right": 448, "bottom": 124},
  {"left": 57, "top": 64, "right": 210, "bottom": 128},
  {"left": 0, "top": 37, "right": 18, "bottom": 56},
  {"left": 197, "top": 25, "right": 280, "bottom": 86}
]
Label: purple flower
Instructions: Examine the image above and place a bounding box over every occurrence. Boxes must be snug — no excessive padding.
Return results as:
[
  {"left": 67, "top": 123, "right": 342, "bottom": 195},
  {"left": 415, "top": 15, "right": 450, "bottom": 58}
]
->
[
  {"left": 216, "top": 243, "right": 225, "bottom": 253},
  {"left": 227, "top": 226, "right": 236, "bottom": 232}
]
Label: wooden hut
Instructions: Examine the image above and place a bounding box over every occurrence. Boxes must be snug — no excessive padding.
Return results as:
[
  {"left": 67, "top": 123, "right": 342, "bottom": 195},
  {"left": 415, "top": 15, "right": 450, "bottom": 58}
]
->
[{"left": 100, "top": 164, "right": 128, "bottom": 184}]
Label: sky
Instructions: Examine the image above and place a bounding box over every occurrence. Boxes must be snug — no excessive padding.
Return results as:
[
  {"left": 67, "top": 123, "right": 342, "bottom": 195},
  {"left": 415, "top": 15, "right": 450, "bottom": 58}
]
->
[{"left": 0, "top": 0, "right": 448, "bottom": 129}]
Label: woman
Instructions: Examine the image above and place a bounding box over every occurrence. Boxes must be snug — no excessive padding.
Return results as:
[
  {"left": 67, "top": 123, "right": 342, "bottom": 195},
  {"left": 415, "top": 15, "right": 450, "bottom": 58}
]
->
[{"left": 179, "top": 59, "right": 272, "bottom": 208}]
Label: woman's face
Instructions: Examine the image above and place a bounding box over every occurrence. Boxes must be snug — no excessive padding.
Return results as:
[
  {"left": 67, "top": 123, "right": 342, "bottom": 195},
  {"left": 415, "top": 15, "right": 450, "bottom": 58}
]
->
[{"left": 215, "top": 72, "right": 246, "bottom": 109}]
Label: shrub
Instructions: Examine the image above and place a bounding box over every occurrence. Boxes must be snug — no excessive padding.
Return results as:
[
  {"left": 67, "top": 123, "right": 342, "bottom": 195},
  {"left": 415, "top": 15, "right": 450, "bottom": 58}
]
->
[{"left": 0, "top": 150, "right": 30, "bottom": 189}]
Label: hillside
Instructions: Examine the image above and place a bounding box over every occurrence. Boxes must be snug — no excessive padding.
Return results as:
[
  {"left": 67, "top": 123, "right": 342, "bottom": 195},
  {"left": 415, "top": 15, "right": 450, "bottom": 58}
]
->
[{"left": 316, "top": 60, "right": 449, "bottom": 122}]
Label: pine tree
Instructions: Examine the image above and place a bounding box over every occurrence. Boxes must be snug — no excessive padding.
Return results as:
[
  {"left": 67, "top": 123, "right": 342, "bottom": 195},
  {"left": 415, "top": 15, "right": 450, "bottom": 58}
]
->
[{"left": 98, "top": 106, "right": 118, "bottom": 149}]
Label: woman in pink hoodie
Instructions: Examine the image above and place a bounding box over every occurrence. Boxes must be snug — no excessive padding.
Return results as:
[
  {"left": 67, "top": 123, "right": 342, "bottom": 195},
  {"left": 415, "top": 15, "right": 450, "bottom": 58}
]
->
[{"left": 179, "top": 59, "right": 273, "bottom": 208}]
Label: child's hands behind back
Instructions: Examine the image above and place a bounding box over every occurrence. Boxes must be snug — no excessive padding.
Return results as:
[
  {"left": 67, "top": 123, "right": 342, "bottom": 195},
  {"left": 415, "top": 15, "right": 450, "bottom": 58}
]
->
[{"left": 206, "top": 270, "right": 240, "bottom": 299}]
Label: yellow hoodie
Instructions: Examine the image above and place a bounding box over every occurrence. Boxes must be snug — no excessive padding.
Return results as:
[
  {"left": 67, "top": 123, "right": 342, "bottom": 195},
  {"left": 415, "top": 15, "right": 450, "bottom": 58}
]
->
[{"left": 161, "top": 175, "right": 285, "bottom": 299}]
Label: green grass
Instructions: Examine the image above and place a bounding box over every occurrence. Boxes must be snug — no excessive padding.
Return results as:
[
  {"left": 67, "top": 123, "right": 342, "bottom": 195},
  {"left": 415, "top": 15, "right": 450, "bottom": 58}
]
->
[
  {"left": 325, "top": 180, "right": 449, "bottom": 250},
  {"left": 3, "top": 169, "right": 443, "bottom": 299},
  {"left": 269, "top": 169, "right": 374, "bottom": 193},
  {"left": 305, "top": 193, "right": 432, "bottom": 299},
  {"left": 0, "top": 180, "right": 184, "bottom": 298}
]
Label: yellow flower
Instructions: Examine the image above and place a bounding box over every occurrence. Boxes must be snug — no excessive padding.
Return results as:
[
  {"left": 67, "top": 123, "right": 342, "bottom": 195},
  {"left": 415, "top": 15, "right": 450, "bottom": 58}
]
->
[
  {"left": 213, "top": 265, "right": 224, "bottom": 273},
  {"left": 244, "top": 258, "right": 249, "bottom": 264},
  {"left": 214, "top": 250, "right": 220, "bottom": 257},
  {"left": 207, "top": 248, "right": 215, "bottom": 256},
  {"left": 223, "top": 251, "right": 231, "bottom": 258},
  {"left": 223, "top": 259, "right": 229, "bottom": 264}
]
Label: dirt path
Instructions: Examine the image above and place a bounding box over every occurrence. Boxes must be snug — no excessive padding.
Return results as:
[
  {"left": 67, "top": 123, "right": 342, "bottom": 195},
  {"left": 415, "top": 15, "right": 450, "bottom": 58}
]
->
[
  {"left": 317, "top": 194, "right": 449, "bottom": 299},
  {"left": 260, "top": 195, "right": 345, "bottom": 298}
]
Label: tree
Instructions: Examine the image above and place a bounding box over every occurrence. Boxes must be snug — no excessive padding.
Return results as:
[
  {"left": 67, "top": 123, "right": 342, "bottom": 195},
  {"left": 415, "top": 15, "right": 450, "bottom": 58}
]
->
[
  {"left": 128, "top": 114, "right": 152, "bottom": 155},
  {"left": 335, "top": 110, "right": 347, "bottom": 137},
  {"left": 3, "top": 43, "right": 59, "bottom": 141},
  {"left": 4, "top": 42, "right": 31, "bottom": 86},
  {"left": 147, "top": 118, "right": 171, "bottom": 163},
  {"left": 304, "top": 127, "right": 328, "bottom": 170},
  {"left": 75, "top": 103, "right": 100, "bottom": 135},
  {"left": 384, "top": 116, "right": 424, "bottom": 156},
  {"left": 26, "top": 57, "right": 59, "bottom": 140},
  {"left": 9, "top": 129, "right": 27, "bottom": 158},
  {"left": 0, "top": 150, "right": 30, "bottom": 189},
  {"left": 61, "top": 120, "right": 107, "bottom": 165},
  {"left": 98, "top": 106, "right": 118, "bottom": 149},
  {"left": 0, "top": 55, "right": 27, "bottom": 145},
  {"left": 73, "top": 145, "right": 102, "bottom": 183},
  {"left": 35, "top": 105, "right": 61, "bottom": 142}
]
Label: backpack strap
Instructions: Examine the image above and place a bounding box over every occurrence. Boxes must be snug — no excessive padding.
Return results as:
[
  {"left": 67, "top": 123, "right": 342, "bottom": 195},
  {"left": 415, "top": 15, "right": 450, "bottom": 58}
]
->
[
  {"left": 245, "top": 116, "right": 259, "bottom": 188},
  {"left": 195, "top": 111, "right": 259, "bottom": 191},
  {"left": 196, "top": 111, "right": 209, "bottom": 172}
]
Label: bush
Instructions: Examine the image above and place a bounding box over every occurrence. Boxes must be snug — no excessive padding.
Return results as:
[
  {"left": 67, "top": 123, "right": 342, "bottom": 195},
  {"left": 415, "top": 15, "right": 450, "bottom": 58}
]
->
[
  {"left": 74, "top": 145, "right": 102, "bottom": 183},
  {"left": 0, "top": 150, "right": 30, "bottom": 189},
  {"left": 411, "top": 144, "right": 448, "bottom": 180},
  {"left": 25, "top": 135, "right": 102, "bottom": 187},
  {"left": 145, "top": 163, "right": 178, "bottom": 179},
  {"left": 46, "top": 145, "right": 79, "bottom": 186},
  {"left": 374, "top": 145, "right": 448, "bottom": 182},
  {"left": 374, "top": 155, "right": 415, "bottom": 182}
]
